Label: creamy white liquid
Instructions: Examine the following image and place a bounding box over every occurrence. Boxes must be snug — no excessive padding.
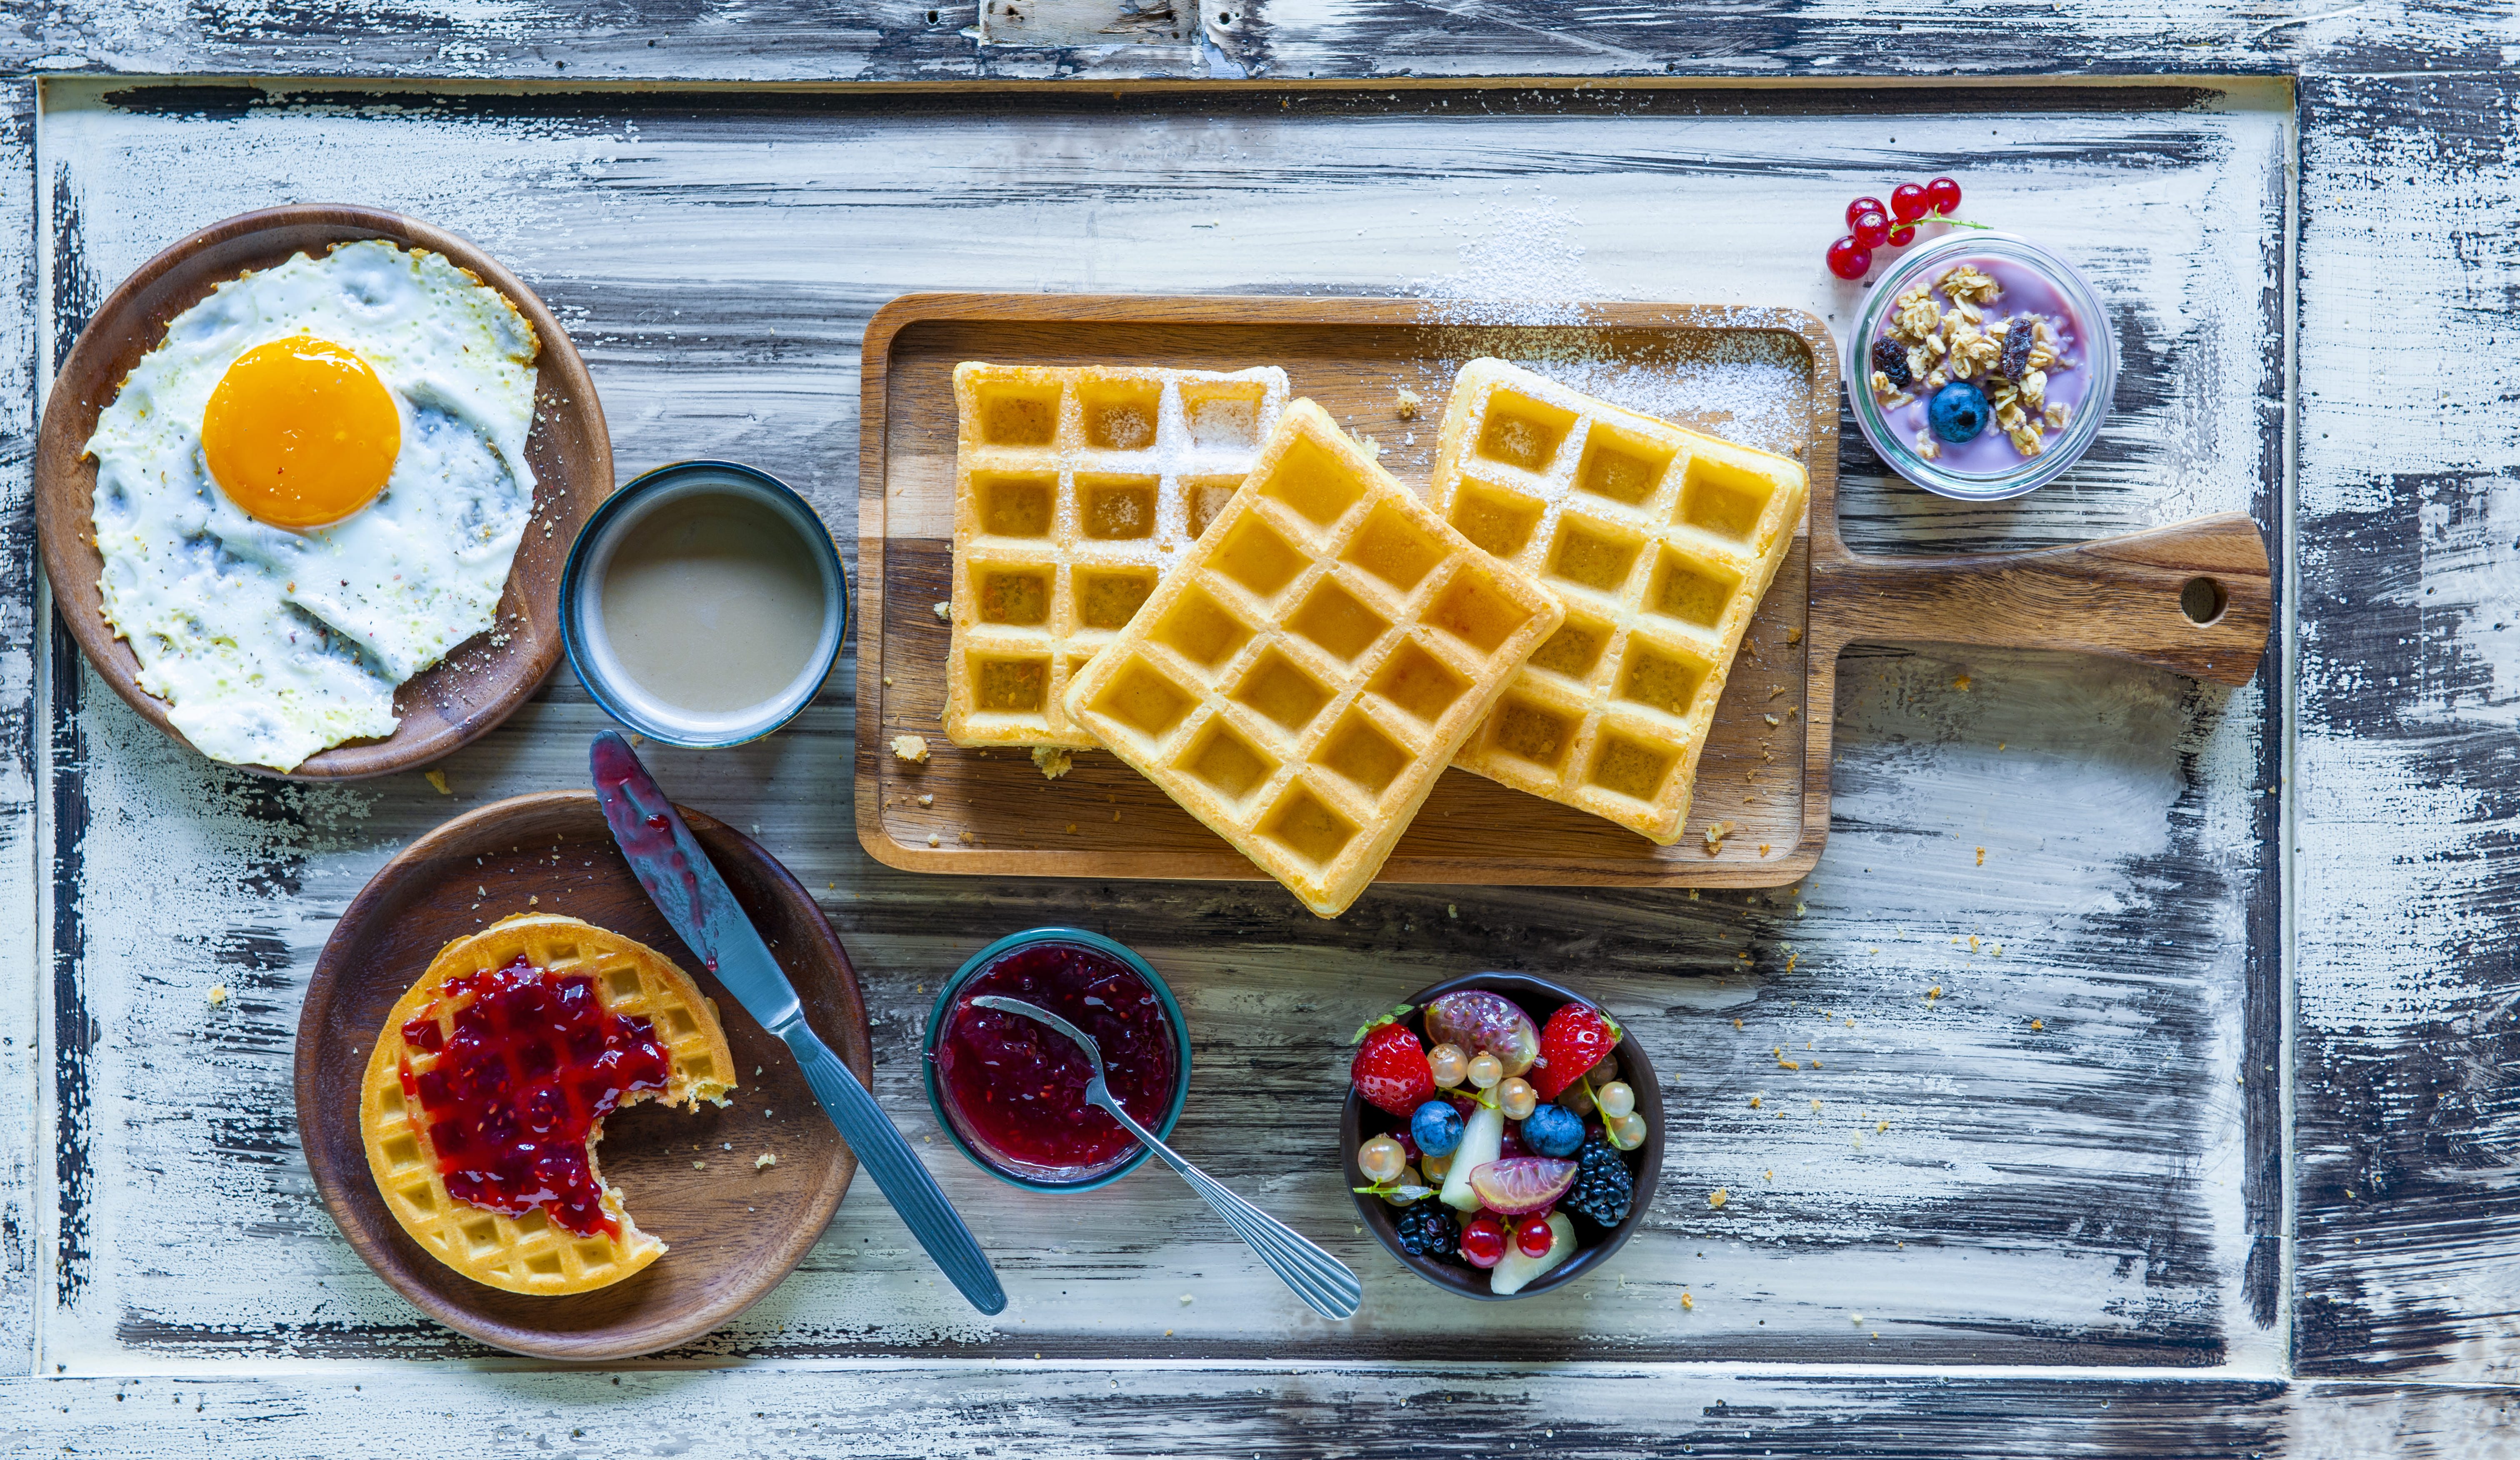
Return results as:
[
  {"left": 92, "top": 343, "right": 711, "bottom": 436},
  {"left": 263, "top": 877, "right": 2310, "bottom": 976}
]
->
[{"left": 599, "top": 492, "right": 827, "bottom": 715}]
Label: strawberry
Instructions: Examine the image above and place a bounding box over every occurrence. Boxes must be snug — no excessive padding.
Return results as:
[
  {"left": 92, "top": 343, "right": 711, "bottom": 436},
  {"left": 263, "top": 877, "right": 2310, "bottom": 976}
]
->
[
  {"left": 1351, "top": 1015, "right": 1435, "bottom": 1118},
  {"left": 1531, "top": 1003, "right": 1622, "bottom": 1102}
]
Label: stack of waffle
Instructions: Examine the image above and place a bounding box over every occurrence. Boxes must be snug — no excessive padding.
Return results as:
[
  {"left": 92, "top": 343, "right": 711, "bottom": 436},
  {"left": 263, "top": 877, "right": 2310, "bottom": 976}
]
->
[{"left": 942, "top": 357, "right": 1808, "bottom": 915}]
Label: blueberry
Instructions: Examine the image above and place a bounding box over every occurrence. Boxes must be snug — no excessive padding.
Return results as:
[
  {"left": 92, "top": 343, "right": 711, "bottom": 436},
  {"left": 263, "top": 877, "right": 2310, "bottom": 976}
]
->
[
  {"left": 1928, "top": 382, "right": 1990, "bottom": 444},
  {"left": 1410, "top": 1099, "right": 1465, "bottom": 1158},
  {"left": 1519, "top": 1102, "right": 1585, "bottom": 1158}
]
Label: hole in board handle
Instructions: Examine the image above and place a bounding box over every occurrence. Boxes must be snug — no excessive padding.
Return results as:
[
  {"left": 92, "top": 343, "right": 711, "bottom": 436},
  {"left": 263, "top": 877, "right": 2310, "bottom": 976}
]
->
[{"left": 2180, "top": 576, "right": 2229, "bottom": 626}]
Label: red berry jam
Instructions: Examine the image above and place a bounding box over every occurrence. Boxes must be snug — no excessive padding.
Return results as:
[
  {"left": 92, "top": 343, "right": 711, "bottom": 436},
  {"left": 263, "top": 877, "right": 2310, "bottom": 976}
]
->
[
  {"left": 398, "top": 956, "right": 671, "bottom": 1238},
  {"left": 932, "top": 940, "right": 1179, "bottom": 1182}
]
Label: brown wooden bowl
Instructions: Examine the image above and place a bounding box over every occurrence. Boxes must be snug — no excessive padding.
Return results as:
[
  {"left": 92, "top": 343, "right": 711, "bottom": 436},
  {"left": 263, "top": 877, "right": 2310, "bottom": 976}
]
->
[
  {"left": 34, "top": 204, "right": 613, "bottom": 780},
  {"left": 1341, "top": 972, "right": 1665, "bottom": 1300},
  {"left": 296, "top": 791, "right": 869, "bottom": 1360}
]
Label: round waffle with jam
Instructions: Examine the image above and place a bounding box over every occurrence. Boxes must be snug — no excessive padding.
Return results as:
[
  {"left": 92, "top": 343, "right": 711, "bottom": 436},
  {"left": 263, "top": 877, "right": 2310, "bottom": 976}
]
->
[{"left": 359, "top": 912, "right": 735, "bottom": 1295}]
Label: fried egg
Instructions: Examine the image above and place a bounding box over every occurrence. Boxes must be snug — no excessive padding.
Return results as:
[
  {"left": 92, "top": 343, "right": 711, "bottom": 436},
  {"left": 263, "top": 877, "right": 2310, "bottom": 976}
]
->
[{"left": 84, "top": 239, "right": 542, "bottom": 770}]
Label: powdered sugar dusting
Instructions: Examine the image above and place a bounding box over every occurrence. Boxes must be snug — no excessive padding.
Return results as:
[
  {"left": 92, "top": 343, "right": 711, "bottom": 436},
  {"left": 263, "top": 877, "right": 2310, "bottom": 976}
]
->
[
  {"left": 1398, "top": 197, "right": 1811, "bottom": 458},
  {"left": 1404, "top": 197, "right": 1605, "bottom": 328}
]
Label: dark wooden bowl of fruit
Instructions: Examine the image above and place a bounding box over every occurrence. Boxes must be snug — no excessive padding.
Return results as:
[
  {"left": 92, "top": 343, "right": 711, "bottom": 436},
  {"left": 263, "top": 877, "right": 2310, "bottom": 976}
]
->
[{"left": 1340, "top": 972, "right": 1664, "bottom": 1300}]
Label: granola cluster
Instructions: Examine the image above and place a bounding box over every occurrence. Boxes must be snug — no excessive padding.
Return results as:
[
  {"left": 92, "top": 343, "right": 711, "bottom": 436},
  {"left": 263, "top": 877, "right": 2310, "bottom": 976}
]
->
[{"left": 1869, "top": 263, "right": 2076, "bottom": 462}]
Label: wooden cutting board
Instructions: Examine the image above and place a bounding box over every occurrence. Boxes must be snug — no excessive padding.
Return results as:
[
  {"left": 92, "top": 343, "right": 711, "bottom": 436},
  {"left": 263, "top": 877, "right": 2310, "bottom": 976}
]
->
[{"left": 854, "top": 294, "right": 2270, "bottom": 891}]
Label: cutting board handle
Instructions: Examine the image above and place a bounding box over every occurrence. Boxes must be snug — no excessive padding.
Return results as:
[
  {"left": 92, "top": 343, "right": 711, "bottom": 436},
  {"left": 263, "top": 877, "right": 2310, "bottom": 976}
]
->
[{"left": 1811, "top": 512, "right": 2272, "bottom": 687}]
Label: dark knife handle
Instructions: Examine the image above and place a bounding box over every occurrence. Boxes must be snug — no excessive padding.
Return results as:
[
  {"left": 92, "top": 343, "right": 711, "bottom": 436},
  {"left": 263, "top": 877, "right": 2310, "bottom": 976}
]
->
[{"left": 783, "top": 1025, "right": 1006, "bottom": 1315}]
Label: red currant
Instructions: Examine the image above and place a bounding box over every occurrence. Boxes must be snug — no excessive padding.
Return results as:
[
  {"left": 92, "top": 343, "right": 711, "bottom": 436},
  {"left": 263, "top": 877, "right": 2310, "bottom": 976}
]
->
[
  {"left": 1845, "top": 196, "right": 1887, "bottom": 230},
  {"left": 1460, "top": 1213, "right": 1508, "bottom": 1268},
  {"left": 1825, "top": 236, "right": 1871, "bottom": 280},
  {"left": 1515, "top": 1215, "right": 1555, "bottom": 1259},
  {"left": 1890, "top": 182, "right": 1930, "bottom": 223},
  {"left": 1850, "top": 210, "right": 1889, "bottom": 250},
  {"left": 1886, "top": 221, "right": 1918, "bottom": 248},
  {"left": 1924, "top": 176, "right": 1962, "bottom": 216}
]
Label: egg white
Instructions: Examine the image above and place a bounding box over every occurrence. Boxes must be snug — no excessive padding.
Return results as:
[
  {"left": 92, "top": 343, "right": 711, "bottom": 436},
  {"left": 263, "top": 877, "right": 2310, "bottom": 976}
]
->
[{"left": 84, "top": 239, "right": 543, "bottom": 771}]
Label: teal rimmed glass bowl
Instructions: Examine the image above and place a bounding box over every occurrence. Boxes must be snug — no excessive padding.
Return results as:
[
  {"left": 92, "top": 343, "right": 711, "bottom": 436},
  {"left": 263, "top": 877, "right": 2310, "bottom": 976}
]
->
[{"left": 922, "top": 927, "right": 1191, "bottom": 1193}]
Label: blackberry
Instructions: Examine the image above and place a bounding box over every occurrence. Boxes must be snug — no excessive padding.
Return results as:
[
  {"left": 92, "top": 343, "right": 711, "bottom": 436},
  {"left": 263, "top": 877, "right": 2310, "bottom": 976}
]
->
[
  {"left": 1392, "top": 1202, "right": 1459, "bottom": 1258},
  {"left": 1870, "top": 336, "right": 1912, "bottom": 390},
  {"left": 1999, "top": 315, "right": 2036, "bottom": 382},
  {"left": 1561, "top": 1137, "right": 1635, "bottom": 1228}
]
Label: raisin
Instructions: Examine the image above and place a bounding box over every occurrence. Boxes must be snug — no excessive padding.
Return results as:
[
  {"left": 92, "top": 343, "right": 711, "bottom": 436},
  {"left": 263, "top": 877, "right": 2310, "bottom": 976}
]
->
[
  {"left": 2000, "top": 316, "right": 2036, "bottom": 382},
  {"left": 1869, "top": 336, "right": 1912, "bottom": 390}
]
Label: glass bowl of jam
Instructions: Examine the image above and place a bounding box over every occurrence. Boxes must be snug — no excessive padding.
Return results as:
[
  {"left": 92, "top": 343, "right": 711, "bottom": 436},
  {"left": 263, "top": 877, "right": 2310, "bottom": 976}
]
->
[
  {"left": 1846, "top": 230, "right": 2119, "bottom": 502},
  {"left": 924, "top": 928, "right": 1190, "bottom": 1192}
]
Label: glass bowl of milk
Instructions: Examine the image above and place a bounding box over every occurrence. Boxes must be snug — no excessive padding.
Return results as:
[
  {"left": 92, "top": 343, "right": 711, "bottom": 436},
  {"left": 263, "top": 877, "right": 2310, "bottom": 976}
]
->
[
  {"left": 1845, "top": 231, "right": 2118, "bottom": 501},
  {"left": 560, "top": 461, "right": 847, "bottom": 747}
]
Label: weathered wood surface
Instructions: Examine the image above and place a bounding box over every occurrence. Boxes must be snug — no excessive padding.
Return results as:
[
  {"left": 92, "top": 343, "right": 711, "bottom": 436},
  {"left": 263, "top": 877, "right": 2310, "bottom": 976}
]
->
[
  {"left": 0, "top": 0, "right": 2495, "bottom": 81},
  {"left": 10, "top": 78, "right": 2298, "bottom": 1443},
  {"left": 0, "top": 5, "right": 2501, "bottom": 1443}
]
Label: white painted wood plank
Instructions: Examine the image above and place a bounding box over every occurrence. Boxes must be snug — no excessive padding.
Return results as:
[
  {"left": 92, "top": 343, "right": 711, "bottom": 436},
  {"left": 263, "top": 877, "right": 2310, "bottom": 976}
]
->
[
  {"left": 2289, "top": 69, "right": 2520, "bottom": 1385},
  {"left": 8, "top": 1368, "right": 2518, "bottom": 1457},
  {"left": 0, "top": 76, "right": 42, "bottom": 1378},
  {"left": 30, "top": 84, "right": 2282, "bottom": 1380}
]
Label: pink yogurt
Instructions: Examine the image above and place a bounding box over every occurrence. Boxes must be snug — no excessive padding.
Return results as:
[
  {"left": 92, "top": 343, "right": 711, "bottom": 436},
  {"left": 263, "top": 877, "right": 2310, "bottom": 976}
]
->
[{"left": 1872, "top": 255, "right": 2091, "bottom": 475}]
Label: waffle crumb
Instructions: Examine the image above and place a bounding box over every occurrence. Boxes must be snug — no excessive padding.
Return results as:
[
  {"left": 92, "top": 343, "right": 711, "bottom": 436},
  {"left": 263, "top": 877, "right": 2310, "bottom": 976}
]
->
[
  {"left": 891, "top": 735, "right": 930, "bottom": 764},
  {"left": 694, "top": 1160, "right": 706, "bottom": 1170},
  {"left": 1703, "top": 820, "right": 1738, "bottom": 852},
  {"left": 1032, "top": 746, "right": 1074, "bottom": 780},
  {"left": 1681, "top": 1292, "right": 1695, "bottom": 1310},
  {"left": 1749, "top": 1095, "right": 1761, "bottom": 1108},
  {"left": 918, "top": 793, "right": 934, "bottom": 807},
  {"left": 927, "top": 833, "right": 941, "bottom": 848},
  {"left": 1952, "top": 674, "right": 1971, "bottom": 692},
  {"left": 1395, "top": 386, "right": 1423, "bottom": 419},
  {"left": 1976, "top": 846, "right": 1986, "bottom": 866},
  {"left": 1787, "top": 626, "right": 1804, "bottom": 645},
  {"left": 933, "top": 600, "right": 951, "bottom": 622},
  {"left": 1927, "top": 985, "right": 1942, "bottom": 1000},
  {"left": 206, "top": 983, "right": 229, "bottom": 1006},
  {"left": 1709, "top": 1189, "right": 1729, "bottom": 1209},
  {"left": 423, "top": 770, "right": 451, "bottom": 795},
  {"left": 756, "top": 1152, "right": 777, "bottom": 1170},
  {"left": 2031, "top": 1019, "right": 2044, "bottom": 1031}
]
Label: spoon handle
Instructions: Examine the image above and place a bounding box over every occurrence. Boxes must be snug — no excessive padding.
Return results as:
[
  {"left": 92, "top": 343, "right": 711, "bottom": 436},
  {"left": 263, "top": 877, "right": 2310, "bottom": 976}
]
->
[{"left": 1099, "top": 1093, "right": 1362, "bottom": 1320}]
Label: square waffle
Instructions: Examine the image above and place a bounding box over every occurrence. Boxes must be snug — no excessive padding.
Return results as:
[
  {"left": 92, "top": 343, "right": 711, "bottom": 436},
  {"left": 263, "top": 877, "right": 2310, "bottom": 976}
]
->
[
  {"left": 946, "top": 361, "right": 1291, "bottom": 747},
  {"left": 360, "top": 913, "right": 734, "bottom": 1296},
  {"left": 1061, "top": 398, "right": 1565, "bottom": 918},
  {"left": 1428, "top": 358, "right": 1809, "bottom": 845}
]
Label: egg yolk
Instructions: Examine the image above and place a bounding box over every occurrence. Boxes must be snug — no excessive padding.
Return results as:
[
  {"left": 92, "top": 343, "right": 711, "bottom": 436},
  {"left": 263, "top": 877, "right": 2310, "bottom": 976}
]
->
[{"left": 201, "top": 337, "right": 400, "bottom": 529}]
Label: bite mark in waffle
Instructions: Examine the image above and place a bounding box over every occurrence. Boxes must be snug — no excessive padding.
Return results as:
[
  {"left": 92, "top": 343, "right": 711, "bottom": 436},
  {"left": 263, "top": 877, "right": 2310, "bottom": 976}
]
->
[
  {"left": 360, "top": 913, "right": 735, "bottom": 1296},
  {"left": 1429, "top": 358, "right": 1810, "bottom": 845},
  {"left": 947, "top": 361, "right": 1291, "bottom": 747},
  {"left": 1061, "top": 398, "right": 1564, "bottom": 918}
]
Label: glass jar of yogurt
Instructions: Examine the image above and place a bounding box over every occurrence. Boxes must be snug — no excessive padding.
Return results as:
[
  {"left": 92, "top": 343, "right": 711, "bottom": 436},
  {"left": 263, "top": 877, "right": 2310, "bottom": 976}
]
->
[{"left": 1845, "top": 231, "right": 2118, "bottom": 501}]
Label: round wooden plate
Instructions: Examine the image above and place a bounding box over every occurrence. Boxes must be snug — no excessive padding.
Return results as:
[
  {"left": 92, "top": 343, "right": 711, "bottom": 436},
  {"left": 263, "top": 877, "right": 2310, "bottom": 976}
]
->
[
  {"left": 297, "top": 791, "right": 870, "bottom": 1360},
  {"left": 33, "top": 204, "right": 613, "bottom": 780}
]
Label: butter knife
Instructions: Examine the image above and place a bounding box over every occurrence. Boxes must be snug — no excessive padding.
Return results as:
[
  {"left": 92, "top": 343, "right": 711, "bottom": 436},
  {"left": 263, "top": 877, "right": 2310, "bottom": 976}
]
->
[{"left": 590, "top": 730, "right": 1005, "bottom": 1315}]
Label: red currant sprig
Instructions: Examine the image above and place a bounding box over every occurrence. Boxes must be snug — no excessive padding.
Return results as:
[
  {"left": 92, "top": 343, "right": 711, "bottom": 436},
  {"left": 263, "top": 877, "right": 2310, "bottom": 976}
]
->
[{"left": 1825, "top": 175, "right": 1984, "bottom": 280}]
